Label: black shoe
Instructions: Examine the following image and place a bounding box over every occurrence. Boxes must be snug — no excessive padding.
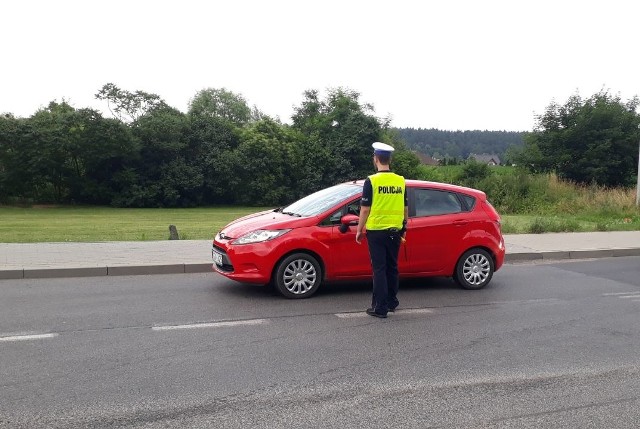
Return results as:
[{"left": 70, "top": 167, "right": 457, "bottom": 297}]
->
[
  {"left": 366, "top": 308, "right": 387, "bottom": 318},
  {"left": 388, "top": 307, "right": 396, "bottom": 313}
]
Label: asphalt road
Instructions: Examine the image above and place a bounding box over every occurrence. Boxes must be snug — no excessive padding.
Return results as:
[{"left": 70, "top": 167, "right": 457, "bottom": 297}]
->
[{"left": 1, "top": 257, "right": 639, "bottom": 428}]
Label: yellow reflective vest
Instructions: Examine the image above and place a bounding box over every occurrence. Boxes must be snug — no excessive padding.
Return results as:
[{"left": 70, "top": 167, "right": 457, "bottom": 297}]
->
[{"left": 365, "top": 172, "right": 406, "bottom": 231}]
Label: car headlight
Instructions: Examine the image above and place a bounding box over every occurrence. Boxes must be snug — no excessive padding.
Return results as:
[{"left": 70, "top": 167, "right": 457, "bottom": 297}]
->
[{"left": 233, "top": 229, "right": 291, "bottom": 245}]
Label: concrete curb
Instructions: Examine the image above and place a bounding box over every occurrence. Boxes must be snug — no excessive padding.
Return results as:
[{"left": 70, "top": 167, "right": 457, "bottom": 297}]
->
[
  {"left": 0, "top": 263, "right": 212, "bottom": 280},
  {"left": 504, "top": 248, "right": 640, "bottom": 263},
  {"left": 1, "top": 249, "right": 639, "bottom": 280}
]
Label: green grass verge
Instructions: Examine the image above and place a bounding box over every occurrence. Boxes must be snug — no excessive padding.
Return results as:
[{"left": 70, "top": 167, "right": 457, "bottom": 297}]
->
[
  {"left": 0, "top": 206, "right": 268, "bottom": 243},
  {"left": 501, "top": 214, "right": 640, "bottom": 234},
  {"left": 1, "top": 206, "right": 638, "bottom": 243}
]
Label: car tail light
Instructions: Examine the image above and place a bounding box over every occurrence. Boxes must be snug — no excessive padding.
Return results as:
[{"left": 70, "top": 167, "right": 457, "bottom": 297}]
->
[
  {"left": 481, "top": 201, "right": 501, "bottom": 222},
  {"left": 481, "top": 201, "right": 502, "bottom": 234}
]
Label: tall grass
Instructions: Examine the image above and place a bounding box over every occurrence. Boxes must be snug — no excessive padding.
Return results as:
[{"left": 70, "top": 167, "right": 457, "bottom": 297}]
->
[{"left": 416, "top": 165, "right": 640, "bottom": 233}]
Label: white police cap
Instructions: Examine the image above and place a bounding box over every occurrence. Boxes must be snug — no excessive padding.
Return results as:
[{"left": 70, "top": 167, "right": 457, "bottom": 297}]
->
[{"left": 372, "top": 142, "right": 395, "bottom": 154}]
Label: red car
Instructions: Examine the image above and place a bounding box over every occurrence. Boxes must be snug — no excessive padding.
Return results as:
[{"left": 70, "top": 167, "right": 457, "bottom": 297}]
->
[{"left": 212, "top": 180, "right": 505, "bottom": 298}]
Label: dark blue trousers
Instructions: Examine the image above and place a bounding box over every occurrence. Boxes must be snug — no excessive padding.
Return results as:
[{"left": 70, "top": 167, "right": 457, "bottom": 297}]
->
[{"left": 366, "top": 230, "right": 401, "bottom": 315}]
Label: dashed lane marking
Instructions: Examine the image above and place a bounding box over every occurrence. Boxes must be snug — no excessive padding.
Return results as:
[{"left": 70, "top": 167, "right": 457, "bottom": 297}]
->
[
  {"left": 602, "top": 292, "right": 640, "bottom": 302},
  {"left": 2, "top": 310, "right": 433, "bottom": 340},
  {"left": 152, "top": 319, "right": 269, "bottom": 331},
  {"left": 0, "top": 333, "right": 59, "bottom": 342},
  {"left": 602, "top": 292, "right": 640, "bottom": 296},
  {"left": 395, "top": 308, "right": 435, "bottom": 315},
  {"left": 334, "top": 308, "right": 433, "bottom": 318}
]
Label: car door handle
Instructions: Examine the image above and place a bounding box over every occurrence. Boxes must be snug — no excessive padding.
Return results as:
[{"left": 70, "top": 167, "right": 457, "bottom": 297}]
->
[{"left": 452, "top": 220, "right": 468, "bottom": 226}]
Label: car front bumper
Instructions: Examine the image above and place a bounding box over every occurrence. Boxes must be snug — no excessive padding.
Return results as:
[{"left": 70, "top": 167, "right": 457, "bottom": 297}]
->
[{"left": 211, "top": 240, "right": 274, "bottom": 285}]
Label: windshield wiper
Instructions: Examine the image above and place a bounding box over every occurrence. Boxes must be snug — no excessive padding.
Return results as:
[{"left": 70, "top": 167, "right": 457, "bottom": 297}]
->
[{"left": 282, "top": 211, "right": 302, "bottom": 217}]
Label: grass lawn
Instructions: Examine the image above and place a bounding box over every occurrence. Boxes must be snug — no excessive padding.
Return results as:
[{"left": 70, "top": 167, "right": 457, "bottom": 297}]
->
[
  {"left": 0, "top": 206, "right": 268, "bottom": 243},
  {"left": 1, "top": 206, "right": 638, "bottom": 243},
  {"left": 501, "top": 213, "right": 640, "bottom": 234}
]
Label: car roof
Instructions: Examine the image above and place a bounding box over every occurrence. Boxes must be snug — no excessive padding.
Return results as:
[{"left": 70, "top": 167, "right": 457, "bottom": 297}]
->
[{"left": 348, "top": 179, "right": 486, "bottom": 199}]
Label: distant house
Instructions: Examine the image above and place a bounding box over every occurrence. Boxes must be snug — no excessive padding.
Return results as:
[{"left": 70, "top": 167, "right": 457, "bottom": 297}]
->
[
  {"left": 468, "top": 153, "right": 501, "bottom": 166},
  {"left": 413, "top": 152, "right": 440, "bottom": 166}
]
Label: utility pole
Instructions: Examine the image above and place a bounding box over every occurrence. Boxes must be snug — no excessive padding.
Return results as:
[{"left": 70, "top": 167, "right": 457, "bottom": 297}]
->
[
  {"left": 637, "top": 124, "right": 640, "bottom": 206},
  {"left": 637, "top": 138, "right": 640, "bottom": 207}
]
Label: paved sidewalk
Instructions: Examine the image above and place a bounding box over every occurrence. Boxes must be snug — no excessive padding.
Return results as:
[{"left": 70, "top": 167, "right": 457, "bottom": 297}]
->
[{"left": 1, "top": 231, "right": 639, "bottom": 280}]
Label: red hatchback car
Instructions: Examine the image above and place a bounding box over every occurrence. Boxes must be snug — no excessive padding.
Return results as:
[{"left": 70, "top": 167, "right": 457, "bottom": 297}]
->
[{"left": 212, "top": 180, "right": 505, "bottom": 298}]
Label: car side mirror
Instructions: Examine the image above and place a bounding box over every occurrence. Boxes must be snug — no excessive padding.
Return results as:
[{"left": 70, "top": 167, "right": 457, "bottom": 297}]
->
[{"left": 338, "top": 214, "right": 359, "bottom": 233}]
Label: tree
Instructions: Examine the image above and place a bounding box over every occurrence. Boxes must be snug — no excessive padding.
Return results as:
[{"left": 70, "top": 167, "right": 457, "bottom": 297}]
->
[
  {"left": 2, "top": 102, "right": 139, "bottom": 204},
  {"left": 0, "top": 114, "right": 30, "bottom": 201},
  {"left": 72, "top": 113, "right": 137, "bottom": 204},
  {"left": 186, "top": 114, "right": 242, "bottom": 204},
  {"left": 95, "top": 83, "right": 167, "bottom": 123},
  {"left": 219, "top": 118, "right": 306, "bottom": 206},
  {"left": 291, "top": 88, "right": 385, "bottom": 188},
  {"left": 111, "top": 106, "right": 196, "bottom": 207},
  {"left": 188, "top": 88, "right": 252, "bottom": 126},
  {"left": 517, "top": 92, "right": 640, "bottom": 186}
]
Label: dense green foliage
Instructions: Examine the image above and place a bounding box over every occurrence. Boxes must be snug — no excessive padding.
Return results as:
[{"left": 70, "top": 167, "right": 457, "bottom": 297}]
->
[
  {"left": 394, "top": 128, "right": 525, "bottom": 161},
  {"left": 0, "top": 85, "right": 420, "bottom": 207},
  {"left": 1, "top": 169, "right": 638, "bottom": 242},
  {"left": 512, "top": 92, "right": 640, "bottom": 187},
  {"left": 2, "top": 86, "right": 638, "bottom": 210},
  {"left": 412, "top": 164, "right": 639, "bottom": 233}
]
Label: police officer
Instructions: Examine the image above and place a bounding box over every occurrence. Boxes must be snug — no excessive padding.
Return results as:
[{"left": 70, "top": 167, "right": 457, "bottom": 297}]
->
[{"left": 355, "top": 142, "right": 408, "bottom": 318}]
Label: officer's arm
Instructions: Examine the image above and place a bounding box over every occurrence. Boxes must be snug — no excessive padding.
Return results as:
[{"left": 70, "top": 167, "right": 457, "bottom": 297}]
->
[
  {"left": 356, "top": 206, "right": 370, "bottom": 243},
  {"left": 401, "top": 206, "right": 409, "bottom": 240},
  {"left": 357, "top": 206, "right": 370, "bottom": 233}
]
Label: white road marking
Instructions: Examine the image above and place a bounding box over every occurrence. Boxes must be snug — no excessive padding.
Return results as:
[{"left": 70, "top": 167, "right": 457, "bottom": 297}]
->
[
  {"left": 395, "top": 308, "right": 433, "bottom": 315},
  {"left": 152, "top": 319, "right": 269, "bottom": 331},
  {"left": 334, "top": 308, "right": 433, "bottom": 318},
  {"left": 335, "top": 312, "right": 370, "bottom": 319},
  {"left": 618, "top": 295, "right": 640, "bottom": 299},
  {"left": 0, "top": 333, "right": 59, "bottom": 342},
  {"left": 602, "top": 292, "right": 640, "bottom": 296}
]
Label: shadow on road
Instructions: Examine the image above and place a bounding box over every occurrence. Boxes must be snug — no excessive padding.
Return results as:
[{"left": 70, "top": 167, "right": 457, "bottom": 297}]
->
[{"left": 213, "top": 276, "right": 461, "bottom": 301}]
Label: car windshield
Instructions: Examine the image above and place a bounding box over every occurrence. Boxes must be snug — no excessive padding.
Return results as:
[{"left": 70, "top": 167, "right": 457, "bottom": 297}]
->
[{"left": 282, "top": 183, "right": 361, "bottom": 217}]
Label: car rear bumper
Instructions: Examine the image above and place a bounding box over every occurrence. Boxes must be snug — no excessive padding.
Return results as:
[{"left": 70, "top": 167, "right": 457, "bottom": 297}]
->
[{"left": 494, "top": 235, "right": 506, "bottom": 270}]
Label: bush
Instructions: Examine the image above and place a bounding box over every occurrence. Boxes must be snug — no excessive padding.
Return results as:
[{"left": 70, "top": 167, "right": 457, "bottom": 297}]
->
[
  {"left": 415, "top": 165, "right": 446, "bottom": 183},
  {"left": 455, "top": 160, "right": 492, "bottom": 188},
  {"left": 479, "top": 170, "right": 551, "bottom": 214}
]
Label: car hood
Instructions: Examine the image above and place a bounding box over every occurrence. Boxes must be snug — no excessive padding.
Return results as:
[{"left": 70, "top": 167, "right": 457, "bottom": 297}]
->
[{"left": 219, "top": 210, "right": 305, "bottom": 239}]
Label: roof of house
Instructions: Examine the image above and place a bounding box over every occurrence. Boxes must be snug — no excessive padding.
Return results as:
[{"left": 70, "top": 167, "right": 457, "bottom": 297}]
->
[
  {"left": 414, "top": 152, "right": 440, "bottom": 166},
  {"left": 468, "top": 153, "right": 501, "bottom": 165}
]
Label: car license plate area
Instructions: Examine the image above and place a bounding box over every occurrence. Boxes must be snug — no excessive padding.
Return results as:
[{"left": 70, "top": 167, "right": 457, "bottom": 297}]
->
[{"left": 212, "top": 248, "right": 224, "bottom": 266}]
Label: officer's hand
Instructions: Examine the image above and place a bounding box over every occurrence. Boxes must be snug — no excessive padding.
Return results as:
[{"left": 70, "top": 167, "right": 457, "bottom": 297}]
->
[
  {"left": 401, "top": 232, "right": 406, "bottom": 244},
  {"left": 355, "top": 230, "right": 362, "bottom": 244}
]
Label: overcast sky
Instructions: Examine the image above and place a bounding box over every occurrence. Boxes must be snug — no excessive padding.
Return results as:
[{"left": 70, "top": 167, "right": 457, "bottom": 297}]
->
[{"left": 2, "top": 0, "right": 639, "bottom": 131}]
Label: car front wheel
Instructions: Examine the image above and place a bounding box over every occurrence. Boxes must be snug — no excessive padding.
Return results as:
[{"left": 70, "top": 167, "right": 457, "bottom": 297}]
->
[
  {"left": 454, "top": 248, "right": 494, "bottom": 290},
  {"left": 274, "top": 253, "right": 322, "bottom": 298}
]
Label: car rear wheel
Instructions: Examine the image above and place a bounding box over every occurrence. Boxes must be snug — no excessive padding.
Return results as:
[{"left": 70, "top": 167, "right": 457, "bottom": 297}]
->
[
  {"left": 274, "top": 253, "right": 322, "bottom": 299},
  {"left": 454, "top": 248, "right": 494, "bottom": 290}
]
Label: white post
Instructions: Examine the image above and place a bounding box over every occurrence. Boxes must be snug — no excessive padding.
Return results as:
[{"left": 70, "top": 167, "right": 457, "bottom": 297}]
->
[
  {"left": 637, "top": 140, "right": 640, "bottom": 206},
  {"left": 637, "top": 124, "right": 640, "bottom": 207}
]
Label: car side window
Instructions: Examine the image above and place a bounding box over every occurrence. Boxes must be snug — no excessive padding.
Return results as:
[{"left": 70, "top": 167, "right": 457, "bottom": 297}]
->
[
  {"left": 345, "top": 200, "right": 361, "bottom": 217},
  {"left": 460, "top": 194, "right": 476, "bottom": 211},
  {"left": 413, "top": 189, "right": 463, "bottom": 217},
  {"left": 320, "top": 199, "right": 361, "bottom": 226}
]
